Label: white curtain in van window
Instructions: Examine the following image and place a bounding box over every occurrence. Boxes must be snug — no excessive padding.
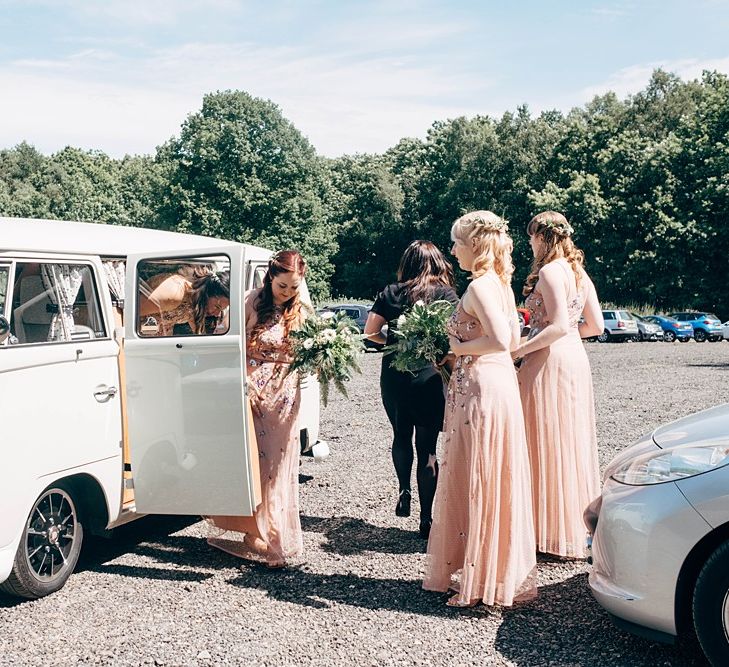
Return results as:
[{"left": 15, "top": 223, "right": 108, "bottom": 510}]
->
[
  {"left": 102, "top": 260, "right": 126, "bottom": 305},
  {"left": 41, "top": 264, "right": 83, "bottom": 342}
]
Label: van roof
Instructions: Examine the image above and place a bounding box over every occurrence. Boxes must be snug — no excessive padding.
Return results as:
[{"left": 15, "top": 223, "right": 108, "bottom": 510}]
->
[{"left": 0, "top": 216, "right": 271, "bottom": 261}]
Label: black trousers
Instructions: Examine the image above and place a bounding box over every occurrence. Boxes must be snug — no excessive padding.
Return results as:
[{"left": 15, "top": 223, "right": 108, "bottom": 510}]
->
[{"left": 380, "top": 363, "right": 445, "bottom": 521}]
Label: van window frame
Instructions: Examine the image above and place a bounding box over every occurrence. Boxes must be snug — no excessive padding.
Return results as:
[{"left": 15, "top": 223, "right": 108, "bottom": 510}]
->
[
  {"left": 135, "top": 253, "right": 233, "bottom": 339},
  {"left": 4, "top": 257, "right": 110, "bottom": 348}
]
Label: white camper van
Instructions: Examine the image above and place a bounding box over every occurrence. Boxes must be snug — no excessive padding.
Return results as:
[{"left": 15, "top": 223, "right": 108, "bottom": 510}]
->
[{"left": 0, "top": 216, "right": 322, "bottom": 599}]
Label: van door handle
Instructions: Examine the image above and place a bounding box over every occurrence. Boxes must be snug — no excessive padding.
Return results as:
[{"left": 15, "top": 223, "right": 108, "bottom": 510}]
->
[{"left": 94, "top": 386, "right": 118, "bottom": 402}]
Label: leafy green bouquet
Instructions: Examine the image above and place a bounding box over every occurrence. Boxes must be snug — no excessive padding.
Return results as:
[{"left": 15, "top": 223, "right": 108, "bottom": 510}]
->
[
  {"left": 384, "top": 299, "right": 456, "bottom": 384},
  {"left": 289, "top": 311, "right": 365, "bottom": 406}
]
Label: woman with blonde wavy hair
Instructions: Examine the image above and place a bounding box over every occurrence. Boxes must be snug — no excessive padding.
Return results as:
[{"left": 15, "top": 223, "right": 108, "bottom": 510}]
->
[
  {"left": 513, "top": 211, "right": 603, "bottom": 559},
  {"left": 423, "top": 211, "right": 537, "bottom": 608}
]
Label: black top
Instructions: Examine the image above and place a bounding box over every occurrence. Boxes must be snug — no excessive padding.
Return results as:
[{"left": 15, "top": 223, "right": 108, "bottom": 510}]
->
[{"left": 372, "top": 282, "right": 459, "bottom": 381}]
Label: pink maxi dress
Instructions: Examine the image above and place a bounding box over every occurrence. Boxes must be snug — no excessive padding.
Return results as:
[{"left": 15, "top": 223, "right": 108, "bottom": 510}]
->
[
  {"left": 423, "top": 277, "right": 537, "bottom": 606},
  {"left": 207, "top": 305, "right": 303, "bottom": 565},
  {"left": 519, "top": 258, "right": 600, "bottom": 558}
]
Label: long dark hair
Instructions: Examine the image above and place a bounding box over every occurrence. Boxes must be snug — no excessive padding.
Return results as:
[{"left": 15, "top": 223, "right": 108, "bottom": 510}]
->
[
  {"left": 397, "top": 240, "right": 454, "bottom": 304},
  {"left": 191, "top": 268, "right": 230, "bottom": 334},
  {"left": 252, "top": 250, "right": 307, "bottom": 338}
]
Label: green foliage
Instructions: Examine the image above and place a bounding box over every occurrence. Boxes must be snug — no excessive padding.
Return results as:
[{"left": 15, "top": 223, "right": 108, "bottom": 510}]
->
[
  {"left": 288, "top": 312, "right": 364, "bottom": 406},
  {"left": 2, "top": 71, "right": 729, "bottom": 317},
  {"left": 384, "top": 300, "right": 455, "bottom": 383}
]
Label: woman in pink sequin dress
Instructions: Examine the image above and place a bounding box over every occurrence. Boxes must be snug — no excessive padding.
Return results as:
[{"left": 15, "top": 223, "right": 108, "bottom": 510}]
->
[
  {"left": 207, "top": 251, "right": 308, "bottom": 568},
  {"left": 423, "top": 211, "right": 537, "bottom": 608},
  {"left": 513, "top": 211, "right": 604, "bottom": 559}
]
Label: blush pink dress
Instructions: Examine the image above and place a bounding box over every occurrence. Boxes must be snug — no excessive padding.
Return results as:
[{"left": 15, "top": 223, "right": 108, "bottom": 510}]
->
[
  {"left": 519, "top": 259, "right": 600, "bottom": 558},
  {"left": 423, "top": 277, "right": 537, "bottom": 606},
  {"left": 207, "top": 306, "right": 303, "bottom": 565}
]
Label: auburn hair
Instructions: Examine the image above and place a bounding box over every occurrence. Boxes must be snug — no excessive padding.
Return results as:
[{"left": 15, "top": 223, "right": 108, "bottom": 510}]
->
[{"left": 251, "top": 250, "right": 307, "bottom": 339}]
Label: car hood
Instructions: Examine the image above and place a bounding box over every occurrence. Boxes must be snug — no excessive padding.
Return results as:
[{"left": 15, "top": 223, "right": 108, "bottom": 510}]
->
[{"left": 652, "top": 403, "right": 729, "bottom": 448}]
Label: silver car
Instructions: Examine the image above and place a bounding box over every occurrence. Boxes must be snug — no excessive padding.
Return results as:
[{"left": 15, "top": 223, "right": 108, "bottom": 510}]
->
[
  {"left": 585, "top": 404, "right": 729, "bottom": 664},
  {"left": 597, "top": 310, "right": 639, "bottom": 342}
]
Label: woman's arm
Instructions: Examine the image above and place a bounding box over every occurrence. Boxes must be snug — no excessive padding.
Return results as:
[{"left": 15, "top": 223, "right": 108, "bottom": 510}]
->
[
  {"left": 512, "top": 263, "right": 570, "bottom": 358},
  {"left": 243, "top": 288, "right": 261, "bottom": 331},
  {"left": 139, "top": 274, "right": 187, "bottom": 317},
  {"left": 364, "top": 311, "right": 387, "bottom": 345},
  {"left": 578, "top": 274, "right": 604, "bottom": 338},
  {"left": 449, "top": 278, "right": 512, "bottom": 356}
]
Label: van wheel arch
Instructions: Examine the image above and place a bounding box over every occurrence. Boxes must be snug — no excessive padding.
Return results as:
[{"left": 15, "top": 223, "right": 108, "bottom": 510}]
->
[{"left": 0, "top": 474, "right": 110, "bottom": 600}]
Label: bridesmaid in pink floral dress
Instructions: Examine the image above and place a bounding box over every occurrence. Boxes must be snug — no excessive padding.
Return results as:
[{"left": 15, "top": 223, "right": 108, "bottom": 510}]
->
[
  {"left": 207, "top": 251, "right": 308, "bottom": 568},
  {"left": 514, "top": 211, "right": 604, "bottom": 559},
  {"left": 423, "top": 211, "right": 537, "bottom": 607}
]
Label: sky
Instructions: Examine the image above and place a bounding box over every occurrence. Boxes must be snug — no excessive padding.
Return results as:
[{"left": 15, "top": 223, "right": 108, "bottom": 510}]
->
[{"left": 1, "top": 0, "right": 728, "bottom": 159}]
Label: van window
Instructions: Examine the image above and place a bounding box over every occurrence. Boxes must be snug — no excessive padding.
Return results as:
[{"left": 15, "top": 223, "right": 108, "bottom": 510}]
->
[
  {"left": 10, "top": 262, "right": 107, "bottom": 345},
  {"left": 137, "top": 256, "right": 231, "bottom": 337},
  {"left": 0, "top": 265, "right": 9, "bottom": 315},
  {"left": 252, "top": 264, "right": 267, "bottom": 289}
]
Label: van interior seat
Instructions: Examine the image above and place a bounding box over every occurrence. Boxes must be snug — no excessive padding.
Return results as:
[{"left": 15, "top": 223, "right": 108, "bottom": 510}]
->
[{"left": 15, "top": 275, "right": 53, "bottom": 343}]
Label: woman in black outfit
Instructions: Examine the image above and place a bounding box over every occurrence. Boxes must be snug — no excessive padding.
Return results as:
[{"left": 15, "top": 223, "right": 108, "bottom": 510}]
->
[{"left": 364, "top": 240, "right": 458, "bottom": 539}]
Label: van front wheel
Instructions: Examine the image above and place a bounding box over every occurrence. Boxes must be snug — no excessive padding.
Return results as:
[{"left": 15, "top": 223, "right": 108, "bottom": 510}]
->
[{"left": 0, "top": 485, "right": 83, "bottom": 599}]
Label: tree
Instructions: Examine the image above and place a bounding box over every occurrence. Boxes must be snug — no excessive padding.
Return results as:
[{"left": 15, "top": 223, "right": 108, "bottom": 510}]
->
[{"left": 157, "top": 90, "right": 336, "bottom": 298}]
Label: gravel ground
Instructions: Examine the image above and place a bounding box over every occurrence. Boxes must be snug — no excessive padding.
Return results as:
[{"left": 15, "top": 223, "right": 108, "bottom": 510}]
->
[{"left": 2, "top": 341, "right": 729, "bottom": 666}]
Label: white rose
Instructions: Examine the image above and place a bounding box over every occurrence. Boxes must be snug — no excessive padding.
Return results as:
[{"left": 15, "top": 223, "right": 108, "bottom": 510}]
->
[
  {"left": 397, "top": 314, "right": 407, "bottom": 327},
  {"left": 303, "top": 338, "right": 314, "bottom": 350},
  {"left": 321, "top": 328, "right": 337, "bottom": 343},
  {"left": 414, "top": 300, "right": 425, "bottom": 307}
]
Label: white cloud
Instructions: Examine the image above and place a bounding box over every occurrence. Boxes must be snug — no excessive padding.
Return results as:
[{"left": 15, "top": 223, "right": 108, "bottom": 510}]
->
[
  {"left": 0, "top": 39, "right": 488, "bottom": 157},
  {"left": 578, "top": 57, "right": 729, "bottom": 102}
]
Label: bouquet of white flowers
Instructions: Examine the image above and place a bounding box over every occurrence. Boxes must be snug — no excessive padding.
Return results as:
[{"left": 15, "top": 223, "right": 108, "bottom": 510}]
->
[
  {"left": 385, "top": 299, "right": 456, "bottom": 383},
  {"left": 289, "top": 311, "right": 365, "bottom": 405}
]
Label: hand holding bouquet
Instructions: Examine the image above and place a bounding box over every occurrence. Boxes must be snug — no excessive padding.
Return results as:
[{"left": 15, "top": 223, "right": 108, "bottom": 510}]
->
[
  {"left": 289, "top": 311, "right": 364, "bottom": 406},
  {"left": 385, "top": 300, "right": 456, "bottom": 383}
]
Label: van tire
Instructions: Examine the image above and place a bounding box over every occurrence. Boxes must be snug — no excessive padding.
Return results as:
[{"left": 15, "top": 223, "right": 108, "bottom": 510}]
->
[
  {"left": 0, "top": 484, "right": 83, "bottom": 599},
  {"left": 693, "top": 540, "right": 729, "bottom": 666}
]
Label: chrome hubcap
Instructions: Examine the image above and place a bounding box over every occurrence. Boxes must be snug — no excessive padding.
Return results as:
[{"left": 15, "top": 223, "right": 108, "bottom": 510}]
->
[
  {"left": 723, "top": 589, "right": 729, "bottom": 643},
  {"left": 25, "top": 489, "right": 76, "bottom": 582}
]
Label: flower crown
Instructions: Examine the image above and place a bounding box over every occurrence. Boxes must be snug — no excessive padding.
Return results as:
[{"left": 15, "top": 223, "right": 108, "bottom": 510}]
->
[
  {"left": 465, "top": 211, "right": 509, "bottom": 234},
  {"left": 539, "top": 217, "right": 574, "bottom": 237}
]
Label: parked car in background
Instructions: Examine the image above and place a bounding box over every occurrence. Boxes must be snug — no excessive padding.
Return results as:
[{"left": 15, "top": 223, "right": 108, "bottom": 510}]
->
[
  {"left": 643, "top": 315, "right": 693, "bottom": 343},
  {"left": 517, "top": 307, "right": 530, "bottom": 338},
  {"left": 669, "top": 312, "right": 724, "bottom": 343},
  {"left": 318, "top": 303, "right": 383, "bottom": 351},
  {"left": 723, "top": 321, "right": 729, "bottom": 341},
  {"left": 629, "top": 313, "right": 665, "bottom": 342},
  {"left": 585, "top": 402, "right": 729, "bottom": 665},
  {"left": 598, "top": 310, "right": 639, "bottom": 342}
]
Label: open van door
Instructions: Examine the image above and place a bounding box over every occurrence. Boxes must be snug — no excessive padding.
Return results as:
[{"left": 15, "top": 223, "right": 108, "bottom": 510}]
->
[{"left": 124, "top": 245, "right": 259, "bottom": 516}]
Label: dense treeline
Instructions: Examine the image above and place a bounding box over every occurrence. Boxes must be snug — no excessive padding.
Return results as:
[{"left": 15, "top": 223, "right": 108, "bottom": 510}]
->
[{"left": 1, "top": 70, "right": 727, "bottom": 315}]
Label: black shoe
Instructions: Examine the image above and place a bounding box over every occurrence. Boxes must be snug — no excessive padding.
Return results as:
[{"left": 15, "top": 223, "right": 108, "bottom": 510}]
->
[
  {"left": 419, "top": 518, "right": 432, "bottom": 540},
  {"left": 395, "top": 489, "right": 411, "bottom": 517}
]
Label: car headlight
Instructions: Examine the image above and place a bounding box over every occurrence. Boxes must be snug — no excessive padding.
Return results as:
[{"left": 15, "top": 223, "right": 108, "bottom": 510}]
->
[{"left": 611, "top": 442, "right": 729, "bottom": 485}]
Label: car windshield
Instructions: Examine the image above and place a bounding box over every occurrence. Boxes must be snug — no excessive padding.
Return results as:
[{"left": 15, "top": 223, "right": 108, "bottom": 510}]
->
[
  {"left": 631, "top": 313, "right": 645, "bottom": 321},
  {"left": 704, "top": 313, "right": 719, "bottom": 320},
  {"left": 618, "top": 311, "right": 633, "bottom": 320}
]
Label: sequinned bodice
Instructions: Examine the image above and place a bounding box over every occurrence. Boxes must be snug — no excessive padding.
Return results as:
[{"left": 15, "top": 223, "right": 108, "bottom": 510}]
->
[
  {"left": 525, "top": 261, "right": 584, "bottom": 338},
  {"left": 447, "top": 304, "right": 484, "bottom": 343},
  {"left": 246, "top": 308, "right": 294, "bottom": 364}
]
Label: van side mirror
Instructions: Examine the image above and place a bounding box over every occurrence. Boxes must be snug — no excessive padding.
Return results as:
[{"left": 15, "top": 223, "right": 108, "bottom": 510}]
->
[{"left": 0, "top": 315, "right": 10, "bottom": 344}]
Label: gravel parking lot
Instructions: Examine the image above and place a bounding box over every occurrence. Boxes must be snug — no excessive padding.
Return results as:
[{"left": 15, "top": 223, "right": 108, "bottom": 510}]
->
[{"left": 2, "top": 341, "right": 728, "bottom": 666}]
